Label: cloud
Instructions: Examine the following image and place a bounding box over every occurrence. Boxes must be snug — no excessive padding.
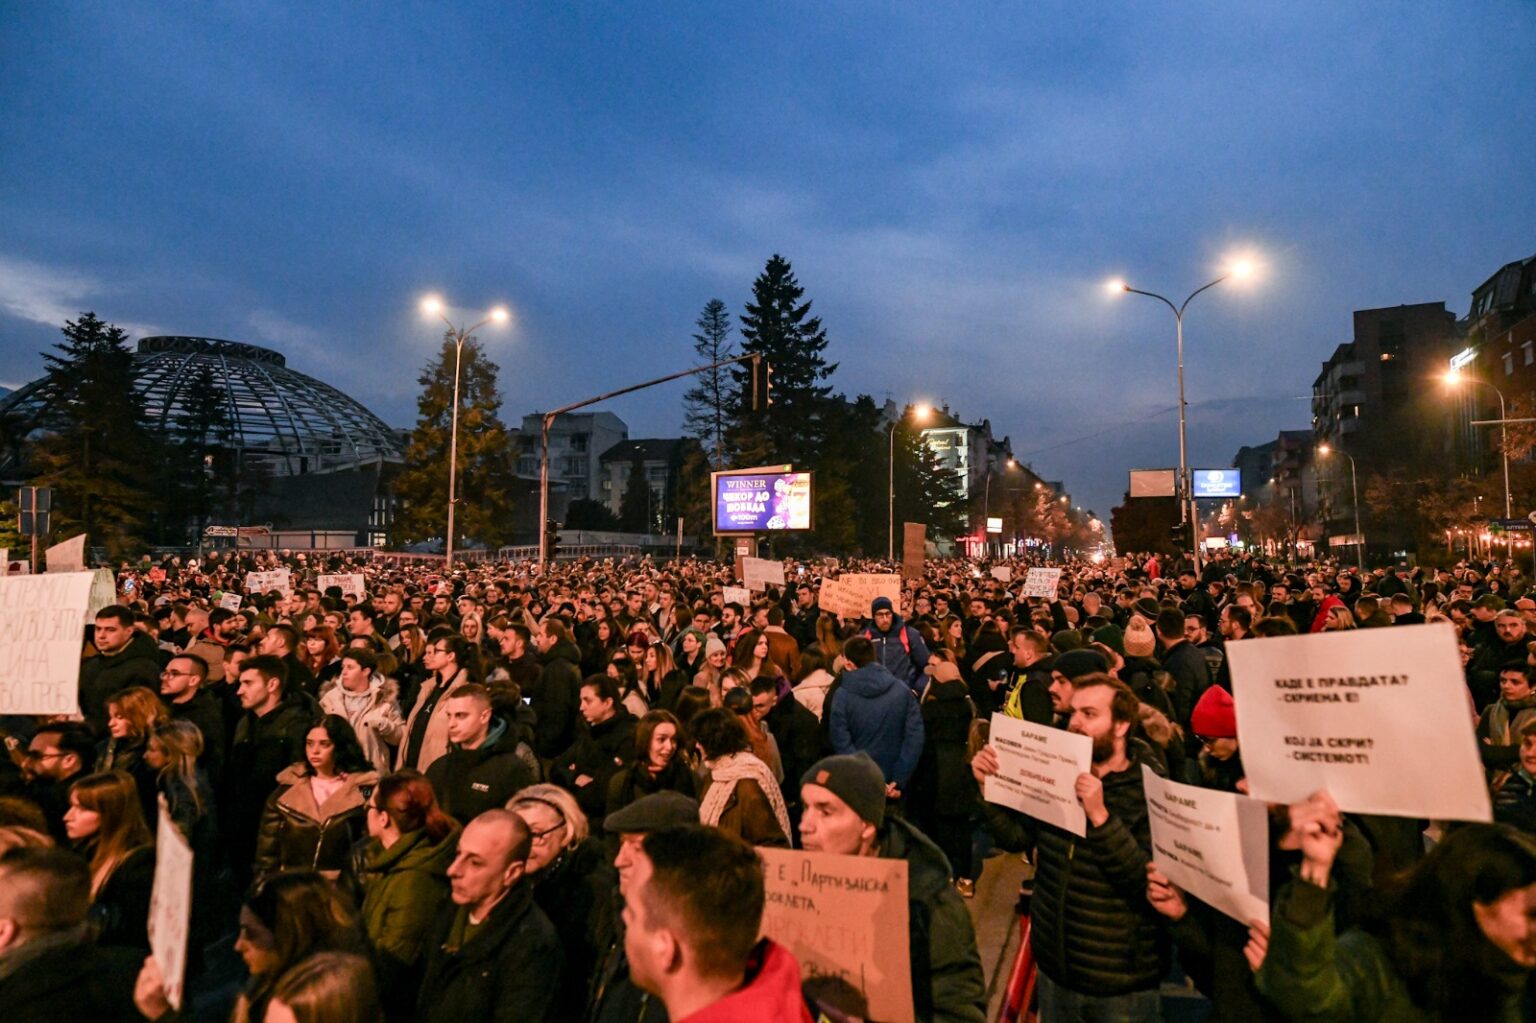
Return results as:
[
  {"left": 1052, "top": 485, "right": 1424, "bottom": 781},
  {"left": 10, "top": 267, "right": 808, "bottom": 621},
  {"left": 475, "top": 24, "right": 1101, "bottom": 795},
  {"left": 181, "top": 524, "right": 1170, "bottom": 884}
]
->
[{"left": 0, "top": 254, "right": 162, "bottom": 338}]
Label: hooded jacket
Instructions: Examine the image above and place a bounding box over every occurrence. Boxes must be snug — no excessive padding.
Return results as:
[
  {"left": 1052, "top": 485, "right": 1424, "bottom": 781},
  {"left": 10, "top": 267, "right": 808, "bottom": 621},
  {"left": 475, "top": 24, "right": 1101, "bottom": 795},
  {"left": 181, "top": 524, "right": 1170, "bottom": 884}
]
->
[
  {"left": 674, "top": 939, "right": 814, "bottom": 1023},
  {"left": 320, "top": 675, "right": 406, "bottom": 773},
  {"left": 357, "top": 822, "right": 461, "bottom": 981},
  {"left": 533, "top": 639, "right": 584, "bottom": 758},
  {"left": 863, "top": 598, "right": 931, "bottom": 688},
  {"left": 827, "top": 662, "right": 925, "bottom": 787},
  {"left": 79, "top": 632, "right": 163, "bottom": 733},
  {"left": 253, "top": 763, "right": 378, "bottom": 881},
  {"left": 425, "top": 716, "right": 537, "bottom": 822},
  {"left": 984, "top": 738, "right": 1170, "bottom": 996},
  {"left": 877, "top": 817, "right": 987, "bottom": 1023}
]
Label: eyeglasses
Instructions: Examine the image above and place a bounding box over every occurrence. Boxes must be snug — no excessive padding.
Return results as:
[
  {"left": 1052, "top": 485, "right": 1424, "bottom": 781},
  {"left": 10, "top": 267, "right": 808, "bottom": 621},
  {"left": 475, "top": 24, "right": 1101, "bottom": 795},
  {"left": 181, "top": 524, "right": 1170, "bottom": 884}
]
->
[
  {"left": 529, "top": 822, "right": 564, "bottom": 844},
  {"left": 27, "top": 749, "right": 64, "bottom": 761}
]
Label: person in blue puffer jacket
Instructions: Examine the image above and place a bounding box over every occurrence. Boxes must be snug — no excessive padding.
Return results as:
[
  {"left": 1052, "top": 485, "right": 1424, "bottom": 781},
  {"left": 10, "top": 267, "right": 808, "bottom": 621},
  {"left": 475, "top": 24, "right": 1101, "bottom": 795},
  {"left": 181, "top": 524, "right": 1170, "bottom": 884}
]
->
[{"left": 827, "top": 636, "right": 925, "bottom": 793}]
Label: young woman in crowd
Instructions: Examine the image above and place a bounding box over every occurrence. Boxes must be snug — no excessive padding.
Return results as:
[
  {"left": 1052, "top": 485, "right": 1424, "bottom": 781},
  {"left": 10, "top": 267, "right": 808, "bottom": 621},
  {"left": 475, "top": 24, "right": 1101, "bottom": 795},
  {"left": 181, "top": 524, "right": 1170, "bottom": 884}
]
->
[
  {"left": 691, "top": 707, "right": 791, "bottom": 848},
  {"left": 265, "top": 951, "right": 383, "bottom": 1023},
  {"left": 97, "top": 685, "right": 170, "bottom": 824},
  {"left": 65, "top": 770, "right": 155, "bottom": 950},
  {"left": 508, "top": 784, "right": 617, "bottom": 1022},
  {"left": 731, "top": 628, "right": 786, "bottom": 689},
  {"left": 692, "top": 634, "right": 730, "bottom": 703},
  {"left": 639, "top": 640, "right": 689, "bottom": 712},
  {"left": 791, "top": 647, "right": 836, "bottom": 721},
  {"left": 605, "top": 709, "right": 697, "bottom": 817},
  {"left": 608, "top": 653, "right": 648, "bottom": 718},
  {"left": 253, "top": 715, "right": 378, "bottom": 882},
  {"left": 355, "top": 770, "right": 459, "bottom": 1014},
  {"left": 301, "top": 625, "right": 343, "bottom": 688}
]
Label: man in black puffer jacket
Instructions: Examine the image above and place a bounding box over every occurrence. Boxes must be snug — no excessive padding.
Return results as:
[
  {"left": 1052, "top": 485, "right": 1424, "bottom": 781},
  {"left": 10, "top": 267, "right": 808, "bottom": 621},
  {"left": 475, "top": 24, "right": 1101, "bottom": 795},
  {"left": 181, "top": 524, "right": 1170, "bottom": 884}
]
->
[
  {"left": 427, "top": 685, "right": 537, "bottom": 822},
  {"left": 552, "top": 676, "right": 636, "bottom": 825},
  {"left": 531, "top": 621, "right": 584, "bottom": 760},
  {"left": 975, "top": 672, "right": 1168, "bottom": 1022},
  {"left": 79, "top": 605, "right": 163, "bottom": 735}
]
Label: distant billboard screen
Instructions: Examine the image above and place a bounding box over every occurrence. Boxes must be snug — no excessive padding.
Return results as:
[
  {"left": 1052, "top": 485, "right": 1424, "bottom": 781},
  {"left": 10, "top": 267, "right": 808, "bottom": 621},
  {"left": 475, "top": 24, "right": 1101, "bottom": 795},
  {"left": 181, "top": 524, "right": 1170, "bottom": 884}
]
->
[
  {"left": 1129, "top": 469, "right": 1176, "bottom": 498},
  {"left": 1192, "top": 469, "right": 1242, "bottom": 499},
  {"left": 713, "top": 471, "right": 814, "bottom": 533}
]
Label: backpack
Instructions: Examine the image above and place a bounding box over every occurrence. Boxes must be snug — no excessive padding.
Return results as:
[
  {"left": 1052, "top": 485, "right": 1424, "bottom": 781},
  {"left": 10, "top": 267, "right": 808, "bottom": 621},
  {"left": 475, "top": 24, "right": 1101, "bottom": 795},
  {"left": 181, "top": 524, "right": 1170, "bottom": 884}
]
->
[{"left": 864, "top": 624, "right": 912, "bottom": 656}]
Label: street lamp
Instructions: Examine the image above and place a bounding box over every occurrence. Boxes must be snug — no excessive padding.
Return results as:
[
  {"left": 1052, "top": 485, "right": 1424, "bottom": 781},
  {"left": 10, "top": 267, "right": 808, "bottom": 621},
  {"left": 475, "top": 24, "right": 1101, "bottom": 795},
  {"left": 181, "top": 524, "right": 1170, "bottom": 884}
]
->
[
  {"left": 1317, "top": 443, "right": 1363, "bottom": 571},
  {"left": 1444, "top": 368, "right": 1512, "bottom": 520},
  {"left": 889, "top": 402, "right": 932, "bottom": 561},
  {"left": 1110, "top": 257, "right": 1257, "bottom": 573},
  {"left": 421, "top": 296, "right": 510, "bottom": 569},
  {"left": 981, "top": 457, "right": 1018, "bottom": 558}
]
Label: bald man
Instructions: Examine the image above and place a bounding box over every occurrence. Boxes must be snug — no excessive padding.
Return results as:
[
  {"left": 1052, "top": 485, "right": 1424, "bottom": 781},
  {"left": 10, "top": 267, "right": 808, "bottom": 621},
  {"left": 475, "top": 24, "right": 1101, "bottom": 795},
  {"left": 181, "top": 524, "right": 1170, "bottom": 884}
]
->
[{"left": 416, "top": 810, "right": 564, "bottom": 1023}]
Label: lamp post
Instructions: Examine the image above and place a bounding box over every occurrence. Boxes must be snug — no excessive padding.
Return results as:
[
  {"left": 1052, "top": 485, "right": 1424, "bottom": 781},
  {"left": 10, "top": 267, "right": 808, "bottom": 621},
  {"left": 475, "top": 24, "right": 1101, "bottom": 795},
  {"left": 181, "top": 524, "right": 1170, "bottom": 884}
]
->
[
  {"left": 1317, "top": 443, "right": 1363, "bottom": 571},
  {"left": 888, "top": 403, "right": 931, "bottom": 561},
  {"left": 1445, "top": 368, "right": 1512, "bottom": 520},
  {"left": 420, "top": 296, "right": 509, "bottom": 570},
  {"left": 981, "top": 458, "right": 1017, "bottom": 558},
  {"left": 1110, "top": 259, "right": 1254, "bottom": 573}
]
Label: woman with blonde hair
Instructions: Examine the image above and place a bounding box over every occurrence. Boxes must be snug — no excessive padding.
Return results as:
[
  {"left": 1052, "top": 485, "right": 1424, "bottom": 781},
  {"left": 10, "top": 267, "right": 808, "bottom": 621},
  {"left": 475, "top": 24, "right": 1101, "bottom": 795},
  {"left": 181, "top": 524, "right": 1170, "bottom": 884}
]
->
[
  {"left": 508, "top": 784, "right": 618, "bottom": 1020},
  {"left": 693, "top": 633, "right": 730, "bottom": 705},
  {"left": 97, "top": 685, "right": 169, "bottom": 824},
  {"left": 65, "top": 770, "right": 155, "bottom": 949},
  {"left": 640, "top": 640, "right": 689, "bottom": 711}
]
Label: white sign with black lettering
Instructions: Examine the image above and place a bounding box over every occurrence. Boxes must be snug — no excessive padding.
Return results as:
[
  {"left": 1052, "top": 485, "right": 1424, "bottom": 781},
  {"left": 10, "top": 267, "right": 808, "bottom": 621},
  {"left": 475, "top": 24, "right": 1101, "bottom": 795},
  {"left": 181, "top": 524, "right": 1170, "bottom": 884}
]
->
[
  {"left": 983, "top": 713, "right": 1092, "bottom": 836},
  {"left": 244, "top": 569, "right": 293, "bottom": 596},
  {"left": 0, "top": 572, "right": 95, "bottom": 714},
  {"left": 1228, "top": 623, "right": 1491, "bottom": 821},
  {"left": 317, "top": 573, "right": 366, "bottom": 601},
  {"left": 742, "top": 557, "right": 786, "bottom": 591},
  {"left": 1023, "top": 567, "right": 1061, "bottom": 601},
  {"left": 1143, "top": 767, "right": 1270, "bottom": 926}
]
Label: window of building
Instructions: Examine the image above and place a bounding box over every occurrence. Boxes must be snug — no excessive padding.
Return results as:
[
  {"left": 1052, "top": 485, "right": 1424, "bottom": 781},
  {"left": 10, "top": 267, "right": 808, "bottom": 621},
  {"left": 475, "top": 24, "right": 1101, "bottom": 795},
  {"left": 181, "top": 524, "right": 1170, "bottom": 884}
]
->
[
  {"left": 1505, "top": 353, "right": 1516, "bottom": 376},
  {"left": 571, "top": 434, "right": 588, "bottom": 452}
]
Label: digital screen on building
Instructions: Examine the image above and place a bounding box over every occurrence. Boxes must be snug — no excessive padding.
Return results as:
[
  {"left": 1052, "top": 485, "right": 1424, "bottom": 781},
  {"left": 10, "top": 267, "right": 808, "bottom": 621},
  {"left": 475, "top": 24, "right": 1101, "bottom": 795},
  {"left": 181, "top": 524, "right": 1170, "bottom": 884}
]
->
[
  {"left": 1192, "top": 469, "right": 1242, "bottom": 499},
  {"left": 713, "top": 471, "right": 814, "bottom": 533}
]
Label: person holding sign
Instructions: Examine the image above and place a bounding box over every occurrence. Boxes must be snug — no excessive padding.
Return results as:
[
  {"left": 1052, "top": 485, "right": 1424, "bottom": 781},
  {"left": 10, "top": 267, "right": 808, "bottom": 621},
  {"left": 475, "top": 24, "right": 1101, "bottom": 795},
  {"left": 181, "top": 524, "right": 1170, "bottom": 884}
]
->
[
  {"left": 1258, "top": 795, "right": 1536, "bottom": 1022},
  {"left": 798, "top": 752, "right": 987, "bottom": 1023},
  {"left": 974, "top": 674, "right": 1168, "bottom": 1022}
]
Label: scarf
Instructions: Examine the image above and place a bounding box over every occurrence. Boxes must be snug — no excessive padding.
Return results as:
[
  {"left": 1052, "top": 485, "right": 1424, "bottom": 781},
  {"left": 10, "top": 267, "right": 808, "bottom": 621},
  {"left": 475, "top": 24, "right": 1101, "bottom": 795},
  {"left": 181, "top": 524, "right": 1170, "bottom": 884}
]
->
[{"left": 699, "top": 751, "right": 791, "bottom": 841}]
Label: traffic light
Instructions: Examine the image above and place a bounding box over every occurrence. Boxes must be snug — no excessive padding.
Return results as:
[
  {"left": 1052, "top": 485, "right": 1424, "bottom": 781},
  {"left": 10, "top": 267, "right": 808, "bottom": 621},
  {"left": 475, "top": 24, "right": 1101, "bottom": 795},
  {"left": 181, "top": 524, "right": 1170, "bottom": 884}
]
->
[
  {"left": 1169, "top": 522, "right": 1188, "bottom": 549},
  {"left": 545, "top": 519, "right": 562, "bottom": 561},
  {"left": 750, "top": 356, "right": 774, "bottom": 411}
]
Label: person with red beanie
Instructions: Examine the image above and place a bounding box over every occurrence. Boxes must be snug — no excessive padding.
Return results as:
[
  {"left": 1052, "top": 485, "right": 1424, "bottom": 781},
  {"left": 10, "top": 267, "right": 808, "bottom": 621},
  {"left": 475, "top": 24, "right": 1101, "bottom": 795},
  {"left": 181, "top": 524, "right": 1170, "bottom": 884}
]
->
[{"left": 1189, "top": 685, "right": 1243, "bottom": 793}]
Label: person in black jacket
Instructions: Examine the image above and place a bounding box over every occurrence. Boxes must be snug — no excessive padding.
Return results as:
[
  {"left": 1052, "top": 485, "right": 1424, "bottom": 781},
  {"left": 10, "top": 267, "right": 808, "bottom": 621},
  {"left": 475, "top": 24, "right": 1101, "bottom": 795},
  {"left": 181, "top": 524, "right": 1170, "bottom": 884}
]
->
[
  {"left": 79, "top": 606, "right": 163, "bottom": 735},
  {"left": 1155, "top": 608, "right": 1211, "bottom": 731},
  {"left": 974, "top": 672, "right": 1169, "bottom": 1020},
  {"left": 224, "top": 655, "right": 312, "bottom": 886},
  {"left": 159, "top": 652, "right": 227, "bottom": 786},
  {"left": 532, "top": 620, "right": 584, "bottom": 760},
  {"left": 553, "top": 676, "right": 637, "bottom": 826},
  {"left": 416, "top": 809, "right": 563, "bottom": 1023},
  {"left": 426, "top": 685, "right": 536, "bottom": 822},
  {"left": 907, "top": 656, "right": 981, "bottom": 896}
]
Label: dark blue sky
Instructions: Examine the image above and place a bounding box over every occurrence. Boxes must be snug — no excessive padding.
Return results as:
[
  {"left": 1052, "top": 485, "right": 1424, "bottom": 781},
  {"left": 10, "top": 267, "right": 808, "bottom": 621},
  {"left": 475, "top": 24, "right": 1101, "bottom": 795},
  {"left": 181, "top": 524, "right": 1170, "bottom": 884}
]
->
[{"left": 3, "top": 3, "right": 1534, "bottom": 522}]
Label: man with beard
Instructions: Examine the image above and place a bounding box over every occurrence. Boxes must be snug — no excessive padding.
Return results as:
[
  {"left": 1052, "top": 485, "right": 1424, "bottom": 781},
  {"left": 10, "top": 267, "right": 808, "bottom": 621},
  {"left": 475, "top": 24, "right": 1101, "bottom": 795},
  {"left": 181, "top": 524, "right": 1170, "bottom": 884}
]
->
[
  {"left": 974, "top": 673, "right": 1167, "bottom": 1021},
  {"left": 186, "top": 606, "right": 243, "bottom": 685}
]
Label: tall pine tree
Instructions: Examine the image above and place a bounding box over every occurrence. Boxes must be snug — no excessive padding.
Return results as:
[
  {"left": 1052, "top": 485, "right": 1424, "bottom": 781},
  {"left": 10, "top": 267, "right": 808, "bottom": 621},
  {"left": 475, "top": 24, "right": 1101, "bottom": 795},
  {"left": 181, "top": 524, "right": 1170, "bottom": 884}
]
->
[
  {"left": 681, "top": 298, "right": 734, "bottom": 470},
  {"left": 726, "top": 255, "right": 837, "bottom": 470},
  {"left": 390, "top": 331, "right": 519, "bottom": 548},
  {"left": 31, "top": 312, "right": 156, "bottom": 557}
]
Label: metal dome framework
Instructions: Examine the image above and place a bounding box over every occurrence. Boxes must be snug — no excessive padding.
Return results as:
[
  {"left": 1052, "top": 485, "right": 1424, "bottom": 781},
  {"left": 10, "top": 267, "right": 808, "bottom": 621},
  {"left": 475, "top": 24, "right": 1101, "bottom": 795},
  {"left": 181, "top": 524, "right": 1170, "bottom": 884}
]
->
[{"left": 1, "top": 336, "right": 405, "bottom": 477}]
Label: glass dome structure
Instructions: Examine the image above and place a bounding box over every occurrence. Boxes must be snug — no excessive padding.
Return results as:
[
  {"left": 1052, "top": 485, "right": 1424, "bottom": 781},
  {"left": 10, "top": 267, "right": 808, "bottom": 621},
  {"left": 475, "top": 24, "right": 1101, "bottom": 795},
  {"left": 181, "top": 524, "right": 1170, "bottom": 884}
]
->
[{"left": 0, "top": 336, "right": 405, "bottom": 477}]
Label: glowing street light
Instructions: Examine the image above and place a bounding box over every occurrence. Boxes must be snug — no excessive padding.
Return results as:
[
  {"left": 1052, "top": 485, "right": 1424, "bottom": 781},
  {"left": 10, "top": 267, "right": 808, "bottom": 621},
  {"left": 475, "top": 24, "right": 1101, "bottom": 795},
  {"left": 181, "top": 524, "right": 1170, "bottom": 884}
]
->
[
  {"left": 421, "top": 295, "right": 511, "bottom": 569},
  {"left": 1108, "top": 255, "right": 1260, "bottom": 573},
  {"left": 1443, "top": 369, "right": 1511, "bottom": 519},
  {"left": 1316, "top": 443, "right": 1364, "bottom": 571}
]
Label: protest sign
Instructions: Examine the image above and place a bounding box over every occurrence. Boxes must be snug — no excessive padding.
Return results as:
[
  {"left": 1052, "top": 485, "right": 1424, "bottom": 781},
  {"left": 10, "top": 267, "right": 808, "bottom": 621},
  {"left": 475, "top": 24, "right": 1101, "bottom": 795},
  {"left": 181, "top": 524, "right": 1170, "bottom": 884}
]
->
[
  {"left": 1228, "top": 623, "right": 1491, "bottom": 821},
  {"left": 148, "top": 796, "right": 194, "bottom": 1010},
  {"left": 819, "top": 573, "right": 904, "bottom": 620},
  {"left": 0, "top": 571, "right": 95, "bottom": 714},
  {"left": 245, "top": 568, "right": 293, "bottom": 595},
  {"left": 86, "top": 567, "right": 118, "bottom": 621},
  {"left": 742, "top": 557, "right": 786, "bottom": 592},
  {"left": 759, "top": 847, "right": 913, "bottom": 1023},
  {"left": 983, "top": 713, "right": 1092, "bottom": 836},
  {"left": 45, "top": 534, "right": 87, "bottom": 573},
  {"left": 723, "top": 585, "right": 751, "bottom": 608},
  {"left": 1022, "top": 567, "right": 1062, "bottom": 601},
  {"left": 902, "top": 522, "right": 926, "bottom": 580},
  {"left": 990, "top": 566, "right": 1013, "bottom": 582},
  {"left": 1143, "top": 767, "right": 1270, "bottom": 925},
  {"left": 317, "top": 573, "right": 366, "bottom": 601},
  {"left": 218, "top": 592, "right": 243, "bottom": 611}
]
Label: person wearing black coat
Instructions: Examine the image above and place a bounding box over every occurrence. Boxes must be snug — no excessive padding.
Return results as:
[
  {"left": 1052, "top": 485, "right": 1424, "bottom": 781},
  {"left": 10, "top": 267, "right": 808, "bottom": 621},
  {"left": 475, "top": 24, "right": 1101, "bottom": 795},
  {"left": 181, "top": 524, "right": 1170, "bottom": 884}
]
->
[
  {"left": 416, "top": 811, "right": 563, "bottom": 1023},
  {"left": 907, "top": 661, "right": 980, "bottom": 890},
  {"left": 223, "top": 656, "right": 312, "bottom": 885},
  {"left": 759, "top": 678, "right": 825, "bottom": 820},
  {"left": 426, "top": 710, "right": 537, "bottom": 824},
  {"left": 166, "top": 683, "right": 227, "bottom": 786},
  {"left": 552, "top": 678, "right": 637, "bottom": 825},
  {"left": 89, "top": 846, "right": 155, "bottom": 952},
  {"left": 79, "top": 611, "right": 162, "bottom": 735},
  {"left": 531, "top": 628, "right": 585, "bottom": 760}
]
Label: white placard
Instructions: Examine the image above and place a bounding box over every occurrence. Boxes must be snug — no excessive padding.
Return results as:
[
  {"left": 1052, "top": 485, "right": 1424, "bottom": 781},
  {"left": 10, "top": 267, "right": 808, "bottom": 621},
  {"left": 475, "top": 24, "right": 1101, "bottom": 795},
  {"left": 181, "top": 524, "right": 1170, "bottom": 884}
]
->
[
  {"left": 218, "top": 592, "right": 243, "bottom": 611},
  {"left": 983, "top": 713, "right": 1092, "bottom": 836},
  {"left": 148, "top": 796, "right": 194, "bottom": 1010},
  {"left": 86, "top": 567, "right": 118, "bottom": 621},
  {"left": 742, "top": 557, "right": 786, "bottom": 592},
  {"left": 245, "top": 569, "right": 293, "bottom": 596},
  {"left": 819, "top": 573, "right": 904, "bottom": 620},
  {"left": 0, "top": 572, "right": 95, "bottom": 714},
  {"left": 1023, "top": 567, "right": 1062, "bottom": 601},
  {"left": 1228, "top": 623, "right": 1491, "bottom": 821},
  {"left": 45, "top": 534, "right": 87, "bottom": 573},
  {"left": 990, "top": 566, "right": 1013, "bottom": 582},
  {"left": 317, "top": 573, "right": 366, "bottom": 601},
  {"left": 723, "top": 586, "right": 752, "bottom": 608},
  {"left": 1143, "top": 766, "right": 1270, "bottom": 926}
]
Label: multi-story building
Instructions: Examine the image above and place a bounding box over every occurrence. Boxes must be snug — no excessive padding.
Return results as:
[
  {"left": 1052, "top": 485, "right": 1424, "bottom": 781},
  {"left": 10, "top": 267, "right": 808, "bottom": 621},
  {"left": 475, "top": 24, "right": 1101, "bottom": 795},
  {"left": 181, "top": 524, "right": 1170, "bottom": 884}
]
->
[
  {"left": 1446, "top": 253, "right": 1536, "bottom": 481},
  {"left": 599, "top": 438, "right": 685, "bottom": 526},
  {"left": 515, "top": 411, "right": 628, "bottom": 504}
]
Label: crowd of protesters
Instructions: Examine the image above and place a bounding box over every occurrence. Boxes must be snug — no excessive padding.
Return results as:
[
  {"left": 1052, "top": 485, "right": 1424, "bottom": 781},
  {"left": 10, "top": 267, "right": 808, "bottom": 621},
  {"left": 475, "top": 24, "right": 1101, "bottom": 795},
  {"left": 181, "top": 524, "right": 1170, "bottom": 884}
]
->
[{"left": 3, "top": 544, "right": 1536, "bottom": 1021}]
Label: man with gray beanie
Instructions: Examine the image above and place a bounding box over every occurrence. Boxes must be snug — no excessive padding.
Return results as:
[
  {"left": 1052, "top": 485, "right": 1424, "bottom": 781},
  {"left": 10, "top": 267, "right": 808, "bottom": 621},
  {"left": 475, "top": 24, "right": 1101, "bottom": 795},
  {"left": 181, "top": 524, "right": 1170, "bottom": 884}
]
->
[{"left": 799, "top": 752, "right": 985, "bottom": 1023}]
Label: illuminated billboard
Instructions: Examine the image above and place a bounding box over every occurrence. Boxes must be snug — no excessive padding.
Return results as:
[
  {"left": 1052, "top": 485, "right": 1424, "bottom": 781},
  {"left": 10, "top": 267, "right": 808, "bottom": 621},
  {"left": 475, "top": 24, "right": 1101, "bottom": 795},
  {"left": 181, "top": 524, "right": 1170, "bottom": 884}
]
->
[
  {"left": 1192, "top": 469, "right": 1242, "bottom": 499},
  {"left": 712, "top": 469, "right": 814, "bottom": 534}
]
